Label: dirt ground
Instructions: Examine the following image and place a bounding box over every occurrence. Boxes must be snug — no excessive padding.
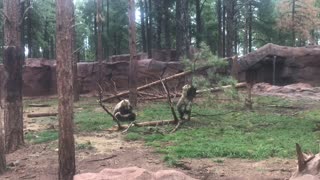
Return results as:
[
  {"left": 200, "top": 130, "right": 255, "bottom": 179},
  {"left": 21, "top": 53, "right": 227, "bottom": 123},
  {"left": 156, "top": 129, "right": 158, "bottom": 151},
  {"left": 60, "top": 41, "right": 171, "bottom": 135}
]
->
[{"left": 0, "top": 97, "right": 298, "bottom": 180}]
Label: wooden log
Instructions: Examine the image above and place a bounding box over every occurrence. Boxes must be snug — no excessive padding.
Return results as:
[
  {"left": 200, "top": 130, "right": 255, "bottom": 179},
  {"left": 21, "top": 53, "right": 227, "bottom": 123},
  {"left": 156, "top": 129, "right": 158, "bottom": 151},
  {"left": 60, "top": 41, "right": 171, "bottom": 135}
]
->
[
  {"left": 102, "top": 65, "right": 213, "bottom": 102},
  {"left": 140, "top": 82, "right": 247, "bottom": 101},
  {"left": 27, "top": 112, "right": 58, "bottom": 118},
  {"left": 28, "top": 104, "right": 50, "bottom": 107},
  {"left": 108, "top": 119, "right": 176, "bottom": 131},
  {"left": 196, "top": 82, "right": 247, "bottom": 93}
]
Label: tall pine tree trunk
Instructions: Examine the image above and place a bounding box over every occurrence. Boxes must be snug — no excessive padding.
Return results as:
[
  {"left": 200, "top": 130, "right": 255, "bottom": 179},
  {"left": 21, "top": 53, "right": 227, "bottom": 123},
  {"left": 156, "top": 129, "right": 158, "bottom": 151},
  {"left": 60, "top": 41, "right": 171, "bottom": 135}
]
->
[
  {"left": 248, "top": 1, "right": 253, "bottom": 52},
  {"left": 139, "top": 0, "right": 147, "bottom": 52},
  {"left": 0, "top": 97, "right": 5, "bottom": 174},
  {"left": 3, "top": 0, "right": 24, "bottom": 154},
  {"left": 164, "top": 0, "right": 171, "bottom": 49},
  {"left": 195, "top": 0, "right": 202, "bottom": 48},
  {"left": 217, "top": 0, "right": 223, "bottom": 57},
  {"left": 176, "top": 0, "right": 189, "bottom": 60},
  {"left": 56, "top": 0, "right": 76, "bottom": 179},
  {"left": 155, "top": 1, "right": 162, "bottom": 49},
  {"left": 27, "top": 0, "right": 33, "bottom": 58},
  {"left": 291, "top": 0, "right": 296, "bottom": 46},
  {"left": 72, "top": 3, "right": 79, "bottom": 102},
  {"left": 43, "top": 20, "right": 50, "bottom": 59},
  {"left": 128, "top": 0, "right": 138, "bottom": 107},
  {"left": 222, "top": 4, "right": 226, "bottom": 57},
  {"left": 225, "top": 0, "right": 236, "bottom": 57},
  {"left": 96, "top": 0, "right": 103, "bottom": 85},
  {"left": 146, "top": 0, "right": 152, "bottom": 58}
]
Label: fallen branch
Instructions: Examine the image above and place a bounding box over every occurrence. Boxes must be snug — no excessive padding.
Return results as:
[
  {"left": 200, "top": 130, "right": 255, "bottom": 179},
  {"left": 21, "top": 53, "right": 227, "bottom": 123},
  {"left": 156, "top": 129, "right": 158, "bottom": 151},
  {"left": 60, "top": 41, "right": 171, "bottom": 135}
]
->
[
  {"left": 28, "top": 104, "right": 50, "bottom": 107},
  {"left": 160, "top": 77, "right": 179, "bottom": 123},
  {"left": 87, "top": 155, "right": 117, "bottom": 162},
  {"left": 108, "top": 120, "right": 176, "bottom": 131},
  {"left": 27, "top": 112, "right": 58, "bottom": 118},
  {"left": 140, "top": 82, "right": 247, "bottom": 101},
  {"left": 102, "top": 65, "right": 214, "bottom": 102},
  {"left": 196, "top": 82, "right": 247, "bottom": 94},
  {"left": 97, "top": 84, "right": 122, "bottom": 130}
]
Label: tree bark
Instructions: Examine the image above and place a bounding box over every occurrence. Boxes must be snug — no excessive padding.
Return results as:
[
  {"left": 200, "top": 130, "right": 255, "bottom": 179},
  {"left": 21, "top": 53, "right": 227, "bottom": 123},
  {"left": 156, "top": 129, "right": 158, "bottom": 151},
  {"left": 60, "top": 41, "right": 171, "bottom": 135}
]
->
[
  {"left": 176, "top": 0, "right": 189, "bottom": 60},
  {"left": 128, "top": 0, "right": 138, "bottom": 107},
  {"left": 139, "top": 0, "right": 147, "bottom": 52},
  {"left": 72, "top": 3, "right": 79, "bottom": 102},
  {"left": 217, "top": 0, "right": 223, "bottom": 57},
  {"left": 222, "top": 3, "right": 226, "bottom": 57},
  {"left": 155, "top": 0, "right": 162, "bottom": 49},
  {"left": 164, "top": 0, "right": 171, "bottom": 49},
  {"left": 248, "top": 1, "right": 253, "bottom": 52},
  {"left": 0, "top": 104, "right": 5, "bottom": 174},
  {"left": 27, "top": 0, "right": 33, "bottom": 58},
  {"left": 292, "top": 0, "right": 296, "bottom": 47},
  {"left": 195, "top": 0, "right": 202, "bottom": 48},
  {"left": 56, "top": 0, "right": 76, "bottom": 179},
  {"left": 3, "top": 0, "right": 24, "bottom": 154},
  {"left": 43, "top": 20, "right": 50, "bottom": 59},
  {"left": 96, "top": 0, "right": 103, "bottom": 85},
  {"left": 225, "top": 0, "right": 236, "bottom": 57},
  {"left": 146, "top": 0, "right": 152, "bottom": 58},
  {"left": 107, "top": 0, "right": 110, "bottom": 58}
]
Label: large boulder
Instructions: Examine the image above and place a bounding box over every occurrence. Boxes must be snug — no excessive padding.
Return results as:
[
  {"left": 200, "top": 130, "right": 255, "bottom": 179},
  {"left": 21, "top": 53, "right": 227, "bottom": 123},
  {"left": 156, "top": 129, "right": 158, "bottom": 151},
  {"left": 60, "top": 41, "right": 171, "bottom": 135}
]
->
[
  {"left": 74, "top": 166, "right": 196, "bottom": 180},
  {"left": 18, "top": 58, "right": 184, "bottom": 97},
  {"left": 290, "top": 144, "right": 320, "bottom": 180}
]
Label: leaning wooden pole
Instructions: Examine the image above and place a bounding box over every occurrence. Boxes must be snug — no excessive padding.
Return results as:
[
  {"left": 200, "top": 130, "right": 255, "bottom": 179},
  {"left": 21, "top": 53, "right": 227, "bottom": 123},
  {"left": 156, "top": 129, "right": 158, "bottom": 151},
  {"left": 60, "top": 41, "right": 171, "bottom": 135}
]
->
[
  {"left": 3, "top": 0, "right": 24, "bottom": 153},
  {"left": 102, "top": 65, "right": 213, "bottom": 102},
  {"left": 56, "top": 0, "right": 76, "bottom": 179}
]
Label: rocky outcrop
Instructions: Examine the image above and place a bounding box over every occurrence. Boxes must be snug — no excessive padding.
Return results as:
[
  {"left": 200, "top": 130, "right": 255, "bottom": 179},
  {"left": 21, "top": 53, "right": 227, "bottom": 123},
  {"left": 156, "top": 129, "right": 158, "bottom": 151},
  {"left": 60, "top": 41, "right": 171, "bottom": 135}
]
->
[
  {"left": 74, "top": 166, "right": 196, "bottom": 180},
  {"left": 17, "top": 58, "right": 184, "bottom": 97},
  {"left": 236, "top": 43, "right": 320, "bottom": 86}
]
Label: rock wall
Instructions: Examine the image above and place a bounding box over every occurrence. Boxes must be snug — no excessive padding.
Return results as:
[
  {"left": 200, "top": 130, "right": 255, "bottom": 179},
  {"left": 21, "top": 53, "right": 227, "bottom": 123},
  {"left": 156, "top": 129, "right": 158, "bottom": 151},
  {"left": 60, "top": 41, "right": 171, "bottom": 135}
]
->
[{"left": 3, "top": 58, "right": 184, "bottom": 97}]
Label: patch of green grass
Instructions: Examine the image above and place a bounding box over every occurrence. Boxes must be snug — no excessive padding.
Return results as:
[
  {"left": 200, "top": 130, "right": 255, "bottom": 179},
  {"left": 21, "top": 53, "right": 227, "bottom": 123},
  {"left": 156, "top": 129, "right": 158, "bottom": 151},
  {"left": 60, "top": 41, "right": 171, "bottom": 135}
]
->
[
  {"left": 24, "top": 98, "right": 58, "bottom": 108},
  {"left": 76, "top": 141, "right": 94, "bottom": 150},
  {"left": 134, "top": 96, "right": 320, "bottom": 162},
  {"left": 75, "top": 109, "right": 114, "bottom": 132},
  {"left": 124, "top": 132, "right": 142, "bottom": 141},
  {"left": 26, "top": 130, "right": 58, "bottom": 144}
]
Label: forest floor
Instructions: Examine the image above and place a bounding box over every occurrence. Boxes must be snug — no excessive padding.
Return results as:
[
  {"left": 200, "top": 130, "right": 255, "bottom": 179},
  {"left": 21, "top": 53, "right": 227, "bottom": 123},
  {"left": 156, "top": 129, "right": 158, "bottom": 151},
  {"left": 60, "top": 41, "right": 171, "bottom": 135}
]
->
[{"left": 1, "top": 89, "right": 319, "bottom": 180}]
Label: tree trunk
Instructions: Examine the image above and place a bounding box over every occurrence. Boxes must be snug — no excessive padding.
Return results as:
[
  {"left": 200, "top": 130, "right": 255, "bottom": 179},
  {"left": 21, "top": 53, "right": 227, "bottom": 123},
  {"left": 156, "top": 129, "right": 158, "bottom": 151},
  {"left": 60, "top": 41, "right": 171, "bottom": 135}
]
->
[
  {"left": 176, "top": 0, "right": 189, "bottom": 60},
  {"left": 225, "top": 0, "right": 236, "bottom": 57},
  {"left": 155, "top": 1, "right": 162, "bottom": 49},
  {"left": 106, "top": 0, "right": 110, "bottom": 59},
  {"left": 139, "top": 0, "right": 147, "bottom": 52},
  {"left": 146, "top": 0, "right": 152, "bottom": 58},
  {"left": 50, "top": 36, "right": 55, "bottom": 59},
  {"left": 96, "top": 0, "right": 103, "bottom": 85},
  {"left": 72, "top": 3, "right": 79, "bottom": 102},
  {"left": 56, "top": 0, "right": 76, "bottom": 179},
  {"left": 27, "top": 0, "right": 33, "bottom": 58},
  {"left": 164, "top": 0, "right": 171, "bottom": 49},
  {"left": 20, "top": 0, "right": 25, "bottom": 60},
  {"left": 128, "top": 0, "right": 138, "bottom": 107},
  {"left": 0, "top": 105, "right": 5, "bottom": 174},
  {"left": 222, "top": 4, "right": 226, "bottom": 57},
  {"left": 43, "top": 20, "right": 50, "bottom": 59},
  {"left": 217, "top": 0, "right": 223, "bottom": 57},
  {"left": 248, "top": 1, "right": 253, "bottom": 52},
  {"left": 195, "top": 0, "right": 202, "bottom": 48},
  {"left": 3, "top": 0, "right": 24, "bottom": 154},
  {"left": 292, "top": 0, "right": 296, "bottom": 46}
]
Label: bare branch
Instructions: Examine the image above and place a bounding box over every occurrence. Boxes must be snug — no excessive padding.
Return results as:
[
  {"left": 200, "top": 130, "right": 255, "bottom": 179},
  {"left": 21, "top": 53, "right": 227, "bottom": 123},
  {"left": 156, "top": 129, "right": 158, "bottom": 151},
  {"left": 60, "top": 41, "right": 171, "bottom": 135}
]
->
[
  {"left": 159, "top": 77, "right": 179, "bottom": 123},
  {"left": 97, "top": 83, "right": 122, "bottom": 130}
]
